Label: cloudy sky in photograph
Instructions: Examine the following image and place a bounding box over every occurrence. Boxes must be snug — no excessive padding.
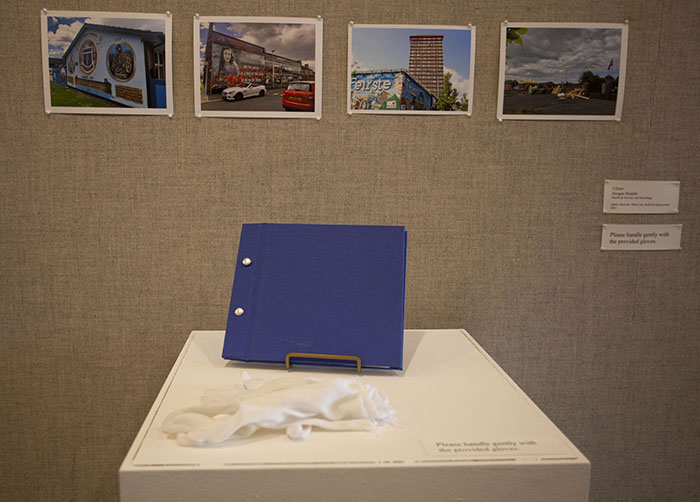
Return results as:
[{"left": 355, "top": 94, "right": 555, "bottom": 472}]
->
[
  {"left": 200, "top": 22, "right": 316, "bottom": 69},
  {"left": 505, "top": 27, "right": 623, "bottom": 83},
  {"left": 351, "top": 26, "right": 472, "bottom": 98},
  {"left": 47, "top": 15, "right": 165, "bottom": 58}
]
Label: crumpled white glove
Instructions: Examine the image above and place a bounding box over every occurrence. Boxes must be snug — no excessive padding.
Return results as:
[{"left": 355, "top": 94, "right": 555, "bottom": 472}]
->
[{"left": 160, "top": 372, "right": 395, "bottom": 446}]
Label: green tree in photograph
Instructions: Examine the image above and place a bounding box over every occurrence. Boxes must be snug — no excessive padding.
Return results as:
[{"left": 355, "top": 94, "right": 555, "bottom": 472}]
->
[
  {"left": 579, "top": 70, "right": 597, "bottom": 83},
  {"left": 580, "top": 70, "right": 604, "bottom": 93},
  {"left": 506, "top": 27, "right": 528, "bottom": 59},
  {"left": 458, "top": 92, "right": 469, "bottom": 112},
  {"left": 506, "top": 27, "right": 528, "bottom": 47},
  {"left": 437, "top": 72, "right": 459, "bottom": 111}
]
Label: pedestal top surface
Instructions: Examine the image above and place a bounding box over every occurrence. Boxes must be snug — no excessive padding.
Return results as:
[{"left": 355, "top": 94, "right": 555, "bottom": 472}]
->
[{"left": 123, "top": 329, "right": 586, "bottom": 469}]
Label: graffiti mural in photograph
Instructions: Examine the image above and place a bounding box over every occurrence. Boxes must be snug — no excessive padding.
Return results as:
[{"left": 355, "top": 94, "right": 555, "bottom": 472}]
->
[{"left": 350, "top": 70, "right": 434, "bottom": 111}]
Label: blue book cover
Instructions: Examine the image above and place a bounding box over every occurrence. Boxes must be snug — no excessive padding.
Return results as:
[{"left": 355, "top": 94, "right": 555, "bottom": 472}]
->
[{"left": 223, "top": 223, "right": 407, "bottom": 369}]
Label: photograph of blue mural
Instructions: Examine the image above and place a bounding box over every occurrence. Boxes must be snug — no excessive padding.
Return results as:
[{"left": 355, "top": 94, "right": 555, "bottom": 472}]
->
[
  {"left": 497, "top": 23, "right": 628, "bottom": 121},
  {"left": 348, "top": 24, "right": 474, "bottom": 114},
  {"left": 43, "top": 12, "right": 171, "bottom": 113},
  {"left": 351, "top": 70, "right": 434, "bottom": 111}
]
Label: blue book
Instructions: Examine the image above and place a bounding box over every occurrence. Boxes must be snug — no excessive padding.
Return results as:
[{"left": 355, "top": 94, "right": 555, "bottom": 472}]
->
[{"left": 223, "top": 223, "right": 407, "bottom": 369}]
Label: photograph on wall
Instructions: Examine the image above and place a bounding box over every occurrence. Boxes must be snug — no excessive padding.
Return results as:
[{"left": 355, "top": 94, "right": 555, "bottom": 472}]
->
[
  {"left": 41, "top": 11, "right": 173, "bottom": 115},
  {"left": 347, "top": 24, "right": 475, "bottom": 115},
  {"left": 497, "top": 22, "right": 628, "bottom": 121},
  {"left": 194, "top": 16, "right": 322, "bottom": 119}
]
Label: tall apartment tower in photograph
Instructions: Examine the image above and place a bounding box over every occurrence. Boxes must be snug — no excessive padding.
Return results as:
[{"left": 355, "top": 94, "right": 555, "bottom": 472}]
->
[{"left": 409, "top": 35, "right": 444, "bottom": 98}]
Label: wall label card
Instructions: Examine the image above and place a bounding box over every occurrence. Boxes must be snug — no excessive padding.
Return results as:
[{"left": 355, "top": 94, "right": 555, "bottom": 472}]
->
[
  {"left": 604, "top": 180, "right": 680, "bottom": 213},
  {"left": 422, "top": 436, "right": 572, "bottom": 459},
  {"left": 601, "top": 224, "right": 682, "bottom": 251}
]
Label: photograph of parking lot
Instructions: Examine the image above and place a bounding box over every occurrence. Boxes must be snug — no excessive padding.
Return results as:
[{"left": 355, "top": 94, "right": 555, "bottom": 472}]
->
[
  {"left": 195, "top": 17, "right": 321, "bottom": 118},
  {"left": 498, "top": 23, "right": 627, "bottom": 120}
]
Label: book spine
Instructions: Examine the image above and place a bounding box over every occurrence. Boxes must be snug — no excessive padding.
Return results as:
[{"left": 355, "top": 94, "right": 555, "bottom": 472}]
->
[
  {"left": 242, "top": 224, "right": 264, "bottom": 359},
  {"left": 222, "top": 223, "right": 263, "bottom": 361}
]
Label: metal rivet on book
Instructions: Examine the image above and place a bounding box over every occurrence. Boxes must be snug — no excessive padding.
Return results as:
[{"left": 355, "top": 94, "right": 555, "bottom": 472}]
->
[
  {"left": 242, "top": 257, "right": 252, "bottom": 266},
  {"left": 234, "top": 307, "right": 245, "bottom": 316}
]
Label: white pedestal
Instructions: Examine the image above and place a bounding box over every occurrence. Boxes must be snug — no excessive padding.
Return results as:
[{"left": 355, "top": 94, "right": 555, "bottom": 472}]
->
[{"left": 120, "top": 330, "right": 590, "bottom": 502}]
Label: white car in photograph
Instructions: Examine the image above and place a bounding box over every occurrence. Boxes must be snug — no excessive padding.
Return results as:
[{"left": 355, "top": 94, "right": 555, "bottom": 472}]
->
[{"left": 222, "top": 82, "right": 266, "bottom": 101}]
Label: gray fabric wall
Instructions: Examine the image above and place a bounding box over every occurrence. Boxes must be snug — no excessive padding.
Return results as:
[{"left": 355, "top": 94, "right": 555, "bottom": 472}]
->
[{"left": 1, "top": 1, "right": 698, "bottom": 501}]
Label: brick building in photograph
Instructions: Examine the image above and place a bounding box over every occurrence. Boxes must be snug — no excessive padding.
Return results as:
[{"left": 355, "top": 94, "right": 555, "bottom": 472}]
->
[
  {"left": 408, "top": 35, "right": 444, "bottom": 98},
  {"left": 204, "top": 30, "right": 313, "bottom": 94}
]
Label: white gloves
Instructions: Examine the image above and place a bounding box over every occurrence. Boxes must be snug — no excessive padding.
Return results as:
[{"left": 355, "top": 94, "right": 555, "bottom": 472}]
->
[{"left": 161, "top": 372, "right": 395, "bottom": 446}]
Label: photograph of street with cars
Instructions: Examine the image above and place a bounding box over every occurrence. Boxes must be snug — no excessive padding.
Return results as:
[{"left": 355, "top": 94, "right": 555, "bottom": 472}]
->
[
  {"left": 348, "top": 24, "right": 474, "bottom": 115},
  {"left": 195, "top": 16, "right": 322, "bottom": 118},
  {"left": 498, "top": 23, "right": 628, "bottom": 120}
]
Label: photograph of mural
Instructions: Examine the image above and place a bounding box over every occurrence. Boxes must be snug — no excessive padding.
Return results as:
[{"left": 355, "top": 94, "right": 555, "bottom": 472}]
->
[
  {"left": 497, "top": 22, "right": 628, "bottom": 121},
  {"left": 194, "top": 16, "right": 322, "bottom": 119},
  {"left": 348, "top": 24, "right": 475, "bottom": 115},
  {"left": 41, "top": 11, "right": 172, "bottom": 115}
]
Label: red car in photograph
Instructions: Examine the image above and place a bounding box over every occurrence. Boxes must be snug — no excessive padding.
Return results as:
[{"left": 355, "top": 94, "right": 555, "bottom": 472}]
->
[{"left": 282, "top": 81, "right": 315, "bottom": 111}]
